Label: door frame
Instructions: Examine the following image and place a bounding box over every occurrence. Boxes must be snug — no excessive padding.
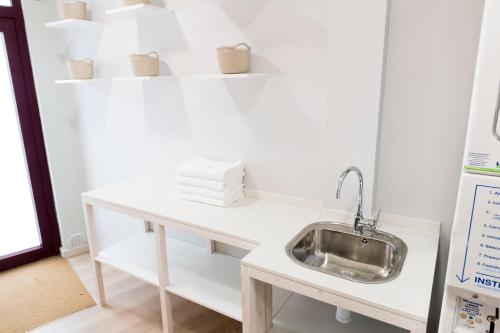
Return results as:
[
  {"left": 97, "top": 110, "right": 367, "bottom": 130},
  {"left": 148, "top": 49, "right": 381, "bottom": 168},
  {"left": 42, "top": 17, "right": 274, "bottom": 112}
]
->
[{"left": 0, "top": 1, "right": 61, "bottom": 271}]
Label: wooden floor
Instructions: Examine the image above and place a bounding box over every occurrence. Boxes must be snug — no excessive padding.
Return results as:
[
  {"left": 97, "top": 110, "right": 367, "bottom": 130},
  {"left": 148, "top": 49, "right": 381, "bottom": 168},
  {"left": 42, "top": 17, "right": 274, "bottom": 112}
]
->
[{"left": 32, "top": 253, "right": 241, "bottom": 333}]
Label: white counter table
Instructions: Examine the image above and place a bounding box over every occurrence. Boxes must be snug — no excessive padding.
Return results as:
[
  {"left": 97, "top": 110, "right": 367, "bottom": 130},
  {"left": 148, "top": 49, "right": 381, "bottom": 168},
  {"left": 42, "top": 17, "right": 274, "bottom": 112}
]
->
[{"left": 81, "top": 173, "right": 439, "bottom": 333}]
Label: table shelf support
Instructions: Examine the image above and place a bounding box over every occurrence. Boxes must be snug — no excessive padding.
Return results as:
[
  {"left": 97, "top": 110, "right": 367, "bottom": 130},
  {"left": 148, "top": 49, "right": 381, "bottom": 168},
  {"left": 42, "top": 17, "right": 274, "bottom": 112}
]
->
[
  {"left": 241, "top": 265, "right": 273, "bottom": 333},
  {"left": 154, "top": 222, "right": 174, "bottom": 333},
  {"left": 83, "top": 202, "right": 106, "bottom": 306}
]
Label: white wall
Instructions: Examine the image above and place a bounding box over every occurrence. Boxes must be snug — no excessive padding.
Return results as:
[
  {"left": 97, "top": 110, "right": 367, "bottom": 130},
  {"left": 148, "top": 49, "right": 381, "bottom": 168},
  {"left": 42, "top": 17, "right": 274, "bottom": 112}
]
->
[
  {"left": 21, "top": 0, "right": 88, "bottom": 251},
  {"left": 62, "top": 0, "right": 387, "bottom": 248},
  {"left": 81, "top": 0, "right": 328, "bottom": 201},
  {"left": 323, "top": 0, "right": 389, "bottom": 216},
  {"left": 377, "top": 0, "right": 484, "bottom": 331}
]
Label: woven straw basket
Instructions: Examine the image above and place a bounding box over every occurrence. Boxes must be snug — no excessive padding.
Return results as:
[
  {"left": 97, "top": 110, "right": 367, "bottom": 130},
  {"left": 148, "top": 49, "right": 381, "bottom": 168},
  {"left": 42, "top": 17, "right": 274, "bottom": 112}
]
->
[
  {"left": 59, "top": 1, "right": 86, "bottom": 20},
  {"left": 122, "top": 0, "right": 150, "bottom": 6},
  {"left": 217, "top": 43, "right": 251, "bottom": 74},
  {"left": 67, "top": 59, "right": 94, "bottom": 80},
  {"left": 130, "top": 52, "right": 160, "bottom": 76}
]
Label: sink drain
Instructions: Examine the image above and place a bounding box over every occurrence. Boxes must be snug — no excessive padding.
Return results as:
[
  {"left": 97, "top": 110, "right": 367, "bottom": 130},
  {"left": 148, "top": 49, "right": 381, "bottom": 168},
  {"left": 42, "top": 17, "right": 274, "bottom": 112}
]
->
[{"left": 340, "top": 269, "right": 358, "bottom": 279}]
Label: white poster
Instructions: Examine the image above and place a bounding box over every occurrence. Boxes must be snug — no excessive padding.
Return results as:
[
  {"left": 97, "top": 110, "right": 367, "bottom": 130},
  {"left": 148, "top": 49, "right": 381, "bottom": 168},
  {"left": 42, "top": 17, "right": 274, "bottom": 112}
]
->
[{"left": 448, "top": 174, "right": 500, "bottom": 298}]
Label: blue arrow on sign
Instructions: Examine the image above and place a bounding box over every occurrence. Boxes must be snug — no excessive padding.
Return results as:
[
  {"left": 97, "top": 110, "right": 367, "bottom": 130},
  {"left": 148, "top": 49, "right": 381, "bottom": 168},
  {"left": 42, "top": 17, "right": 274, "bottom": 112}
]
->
[
  {"left": 456, "top": 186, "right": 479, "bottom": 284},
  {"left": 456, "top": 273, "right": 470, "bottom": 284}
]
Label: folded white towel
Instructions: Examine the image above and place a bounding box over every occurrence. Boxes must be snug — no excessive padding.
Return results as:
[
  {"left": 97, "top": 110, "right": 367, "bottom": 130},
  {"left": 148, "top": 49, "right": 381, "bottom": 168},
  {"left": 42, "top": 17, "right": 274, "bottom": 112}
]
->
[
  {"left": 179, "top": 192, "right": 243, "bottom": 207},
  {"left": 176, "top": 175, "right": 243, "bottom": 191},
  {"left": 178, "top": 183, "right": 243, "bottom": 201},
  {"left": 176, "top": 157, "right": 244, "bottom": 182}
]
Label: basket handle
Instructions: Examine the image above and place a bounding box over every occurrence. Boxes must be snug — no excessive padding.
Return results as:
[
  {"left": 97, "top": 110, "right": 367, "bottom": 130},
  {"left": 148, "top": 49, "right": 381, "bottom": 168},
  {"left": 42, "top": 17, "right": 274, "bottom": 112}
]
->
[
  {"left": 147, "top": 52, "right": 160, "bottom": 59},
  {"left": 233, "top": 43, "right": 251, "bottom": 50},
  {"left": 80, "top": 58, "right": 94, "bottom": 64}
]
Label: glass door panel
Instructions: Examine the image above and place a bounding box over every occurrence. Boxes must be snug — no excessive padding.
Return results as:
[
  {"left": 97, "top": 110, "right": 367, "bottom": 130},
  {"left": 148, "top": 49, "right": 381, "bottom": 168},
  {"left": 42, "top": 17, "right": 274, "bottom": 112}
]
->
[{"left": 0, "top": 32, "right": 41, "bottom": 257}]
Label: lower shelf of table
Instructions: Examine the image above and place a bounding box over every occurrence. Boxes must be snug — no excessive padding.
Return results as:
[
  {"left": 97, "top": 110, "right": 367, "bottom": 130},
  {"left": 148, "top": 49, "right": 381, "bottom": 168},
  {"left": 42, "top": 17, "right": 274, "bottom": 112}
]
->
[
  {"left": 94, "top": 232, "right": 291, "bottom": 322},
  {"left": 271, "top": 294, "right": 407, "bottom": 333}
]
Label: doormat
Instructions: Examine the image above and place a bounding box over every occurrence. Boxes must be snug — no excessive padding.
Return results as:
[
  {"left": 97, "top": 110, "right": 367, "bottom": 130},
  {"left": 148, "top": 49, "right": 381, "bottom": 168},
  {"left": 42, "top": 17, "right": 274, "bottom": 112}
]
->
[{"left": 0, "top": 255, "right": 95, "bottom": 333}]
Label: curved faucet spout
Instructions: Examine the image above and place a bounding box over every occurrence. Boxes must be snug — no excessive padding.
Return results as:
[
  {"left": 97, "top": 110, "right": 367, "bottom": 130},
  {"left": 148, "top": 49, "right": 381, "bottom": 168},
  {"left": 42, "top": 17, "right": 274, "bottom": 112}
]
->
[{"left": 336, "top": 166, "right": 364, "bottom": 233}]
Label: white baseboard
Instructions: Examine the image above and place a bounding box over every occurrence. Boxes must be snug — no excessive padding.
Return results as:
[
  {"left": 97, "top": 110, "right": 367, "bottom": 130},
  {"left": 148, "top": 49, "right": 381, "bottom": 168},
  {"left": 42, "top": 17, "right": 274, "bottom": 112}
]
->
[{"left": 60, "top": 244, "right": 89, "bottom": 258}]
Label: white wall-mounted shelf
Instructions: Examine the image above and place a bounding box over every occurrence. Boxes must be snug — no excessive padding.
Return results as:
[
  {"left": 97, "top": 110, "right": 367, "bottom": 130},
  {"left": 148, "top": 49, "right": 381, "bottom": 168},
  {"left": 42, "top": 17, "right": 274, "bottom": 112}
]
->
[
  {"left": 105, "top": 4, "right": 174, "bottom": 20},
  {"left": 55, "top": 79, "right": 108, "bottom": 85},
  {"left": 94, "top": 233, "right": 291, "bottom": 322},
  {"left": 194, "top": 73, "right": 270, "bottom": 79},
  {"left": 113, "top": 76, "right": 177, "bottom": 82},
  {"left": 57, "top": 75, "right": 267, "bottom": 84},
  {"left": 55, "top": 77, "right": 177, "bottom": 84},
  {"left": 45, "top": 19, "right": 103, "bottom": 30}
]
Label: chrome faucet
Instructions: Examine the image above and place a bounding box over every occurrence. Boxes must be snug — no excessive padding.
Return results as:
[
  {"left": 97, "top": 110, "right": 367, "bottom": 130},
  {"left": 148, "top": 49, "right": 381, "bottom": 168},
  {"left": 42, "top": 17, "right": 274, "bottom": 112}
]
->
[{"left": 336, "top": 166, "right": 379, "bottom": 234}]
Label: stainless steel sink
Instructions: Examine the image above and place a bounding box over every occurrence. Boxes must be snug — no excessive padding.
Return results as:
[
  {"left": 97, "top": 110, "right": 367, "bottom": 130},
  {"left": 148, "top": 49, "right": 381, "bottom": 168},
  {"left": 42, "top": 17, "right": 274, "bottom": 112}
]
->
[{"left": 286, "top": 222, "right": 407, "bottom": 283}]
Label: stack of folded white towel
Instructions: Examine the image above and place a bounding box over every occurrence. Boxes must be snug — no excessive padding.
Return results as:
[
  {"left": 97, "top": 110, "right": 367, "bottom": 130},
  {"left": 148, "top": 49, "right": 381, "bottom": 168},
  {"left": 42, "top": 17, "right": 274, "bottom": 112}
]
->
[{"left": 176, "top": 157, "right": 244, "bottom": 207}]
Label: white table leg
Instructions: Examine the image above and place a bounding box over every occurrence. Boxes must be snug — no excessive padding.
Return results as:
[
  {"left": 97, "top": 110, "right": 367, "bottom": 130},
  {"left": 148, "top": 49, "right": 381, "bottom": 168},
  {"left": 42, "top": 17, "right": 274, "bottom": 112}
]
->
[
  {"left": 265, "top": 283, "right": 272, "bottom": 331},
  {"left": 242, "top": 266, "right": 273, "bottom": 333},
  {"left": 154, "top": 223, "right": 174, "bottom": 333},
  {"left": 83, "top": 202, "right": 106, "bottom": 306}
]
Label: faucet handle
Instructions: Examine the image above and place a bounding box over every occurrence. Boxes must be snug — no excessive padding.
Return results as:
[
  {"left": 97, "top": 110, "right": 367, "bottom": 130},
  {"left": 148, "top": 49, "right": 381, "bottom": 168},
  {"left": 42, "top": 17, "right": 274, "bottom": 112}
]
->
[{"left": 363, "top": 208, "right": 381, "bottom": 229}]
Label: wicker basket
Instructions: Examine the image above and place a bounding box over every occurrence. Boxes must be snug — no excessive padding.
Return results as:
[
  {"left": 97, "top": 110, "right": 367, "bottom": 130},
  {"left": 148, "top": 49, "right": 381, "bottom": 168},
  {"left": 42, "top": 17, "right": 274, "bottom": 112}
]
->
[
  {"left": 59, "top": 1, "right": 86, "bottom": 20},
  {"left": 67, "top": 59, "right": 94, "bottom": 80},
  {"left": 122, "top": 0, "right": 150, "bottom": 6},
  {"left": 130, "top": 52, "right": 160, "bottom": 76},
  {"left": 216, "top": 43, "right": 251, "bottom": 74}
]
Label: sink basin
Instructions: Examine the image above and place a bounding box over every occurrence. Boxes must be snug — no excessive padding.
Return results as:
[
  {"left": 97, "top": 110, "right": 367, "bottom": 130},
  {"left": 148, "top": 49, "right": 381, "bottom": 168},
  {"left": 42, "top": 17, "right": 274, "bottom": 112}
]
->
[{"left": 286, "top": 222, "right": 407, "bottom": 283}]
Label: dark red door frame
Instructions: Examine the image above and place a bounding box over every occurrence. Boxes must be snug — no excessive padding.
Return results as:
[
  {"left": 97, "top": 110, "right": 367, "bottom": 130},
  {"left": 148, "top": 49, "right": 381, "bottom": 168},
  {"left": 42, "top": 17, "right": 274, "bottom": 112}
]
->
[{"left": 0, "top": 0, "right": 61, "bottom": 271}]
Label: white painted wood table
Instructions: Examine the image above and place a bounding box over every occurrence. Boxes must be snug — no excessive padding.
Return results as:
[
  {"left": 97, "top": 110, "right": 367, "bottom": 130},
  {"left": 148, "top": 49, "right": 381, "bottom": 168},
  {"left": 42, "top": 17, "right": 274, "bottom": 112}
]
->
[{"left": 81, "top": 173, "right": 439, "bottom": 333}]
